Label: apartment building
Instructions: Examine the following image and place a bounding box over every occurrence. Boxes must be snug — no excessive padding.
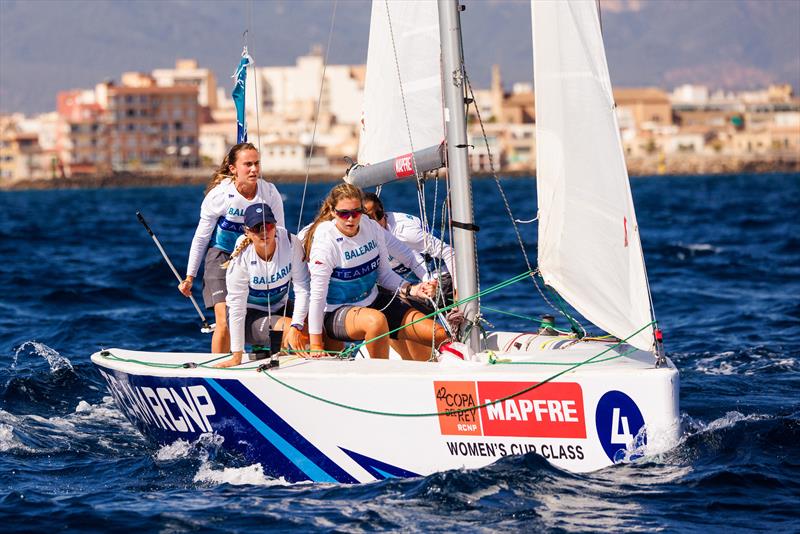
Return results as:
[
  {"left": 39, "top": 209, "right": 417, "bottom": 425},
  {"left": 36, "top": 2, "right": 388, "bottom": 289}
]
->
[
  {"left": 0, "top": 117, "right": 47, "bottom": 182},
  {"left": 152, "top": 59, "right": 218, "bottom": 110},
  {"left": 105, "top": 73, "right": 200, "bottom": 170},
  {"left": 57, "top": 90, "right": 109, "bottom": 175}
]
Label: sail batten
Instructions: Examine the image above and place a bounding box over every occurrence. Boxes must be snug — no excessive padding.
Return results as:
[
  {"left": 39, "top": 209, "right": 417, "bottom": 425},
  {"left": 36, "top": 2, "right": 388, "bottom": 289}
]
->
[{"left": 532, "top": 0, "right": 654, "bottom": 351}]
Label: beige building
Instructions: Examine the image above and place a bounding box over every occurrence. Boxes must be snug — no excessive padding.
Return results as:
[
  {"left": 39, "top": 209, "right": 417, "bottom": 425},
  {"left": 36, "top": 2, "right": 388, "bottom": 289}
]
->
[
  {"left": 0, "top": 117, "right": 48, "bottom": 182},
  {"left": 614, "top": 88, "right": 672, "bottom": 129},
  {"left": 152, "top": 59, "right": 218, "bottom": 110},
  {"left": 105, "top": 74, "right": 200, "bottom": 170},
  {"left": 247, "top": 49, "right": 365, "bottom": 125}
]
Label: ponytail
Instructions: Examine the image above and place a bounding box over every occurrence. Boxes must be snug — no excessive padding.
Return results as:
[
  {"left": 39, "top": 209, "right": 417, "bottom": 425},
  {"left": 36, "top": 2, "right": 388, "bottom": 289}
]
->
[{"left": 222, "top": 236, "right": 253, "bottom": 269}]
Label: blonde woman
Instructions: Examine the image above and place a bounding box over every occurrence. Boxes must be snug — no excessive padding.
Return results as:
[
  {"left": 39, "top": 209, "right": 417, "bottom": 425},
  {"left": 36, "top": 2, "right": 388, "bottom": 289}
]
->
[
  {"left": 303, "top": 183, "right": 448, "bottom": 361},
  {"left": 215, "top": 203, "right": 309, "bottom": 368},
  {"left": 178, "top": 143, "right": 285, "bottom": 353}
]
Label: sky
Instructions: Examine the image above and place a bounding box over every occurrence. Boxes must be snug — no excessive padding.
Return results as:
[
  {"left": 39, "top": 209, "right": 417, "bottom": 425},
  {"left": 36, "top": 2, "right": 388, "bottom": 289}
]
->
[{"left": 0, "top": 0, "right": 798, "bottom": 114}]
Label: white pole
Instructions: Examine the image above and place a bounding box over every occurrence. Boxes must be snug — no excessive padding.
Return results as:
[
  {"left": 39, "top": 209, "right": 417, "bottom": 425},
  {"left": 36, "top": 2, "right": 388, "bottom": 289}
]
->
[{"left": 438, "top": 0, "right": 480, "bottom": 351}]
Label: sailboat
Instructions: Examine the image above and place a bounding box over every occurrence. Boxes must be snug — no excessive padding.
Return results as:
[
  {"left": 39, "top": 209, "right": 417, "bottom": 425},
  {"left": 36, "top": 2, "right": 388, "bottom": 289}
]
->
[{"left": 91, "top": 0, "right": 679, "bottom": 483}]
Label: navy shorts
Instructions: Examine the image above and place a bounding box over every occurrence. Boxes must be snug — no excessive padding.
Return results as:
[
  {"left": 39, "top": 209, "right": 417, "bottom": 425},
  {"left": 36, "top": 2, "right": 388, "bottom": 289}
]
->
[{"left": 323, "top": 290, "right": 412, "bottom": 342}]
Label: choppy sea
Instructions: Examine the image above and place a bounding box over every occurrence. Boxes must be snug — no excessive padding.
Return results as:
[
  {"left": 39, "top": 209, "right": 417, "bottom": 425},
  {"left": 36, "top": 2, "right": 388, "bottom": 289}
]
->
[{"left": 0, "top": 173, "right": 798, "bottom": 532}]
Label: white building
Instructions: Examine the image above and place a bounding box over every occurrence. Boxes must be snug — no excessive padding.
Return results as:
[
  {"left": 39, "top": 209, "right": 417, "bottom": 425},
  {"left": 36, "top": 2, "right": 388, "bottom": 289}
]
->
[
  {"left": 152, "top": 59, "right": 218, "bottom": 109},
  {"left": 245, "top": 49, "right": 365, "bottom": 125}
]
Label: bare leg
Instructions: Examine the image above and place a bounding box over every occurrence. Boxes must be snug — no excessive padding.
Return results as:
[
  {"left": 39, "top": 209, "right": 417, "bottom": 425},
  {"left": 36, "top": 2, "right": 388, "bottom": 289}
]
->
[
  {"left": 344, "top": 307, "right": 390, "bottom": 359},
  {"left": 396, "top": 309, "right": 448, "bottom": 361},
  {"left": 211, "top": 302, "right": 230, "bottom": 353}
]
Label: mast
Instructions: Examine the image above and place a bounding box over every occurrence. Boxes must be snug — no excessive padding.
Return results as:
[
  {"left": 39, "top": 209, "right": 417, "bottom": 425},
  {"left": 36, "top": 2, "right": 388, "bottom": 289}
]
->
[{"left": 438, "top": 0, "right": 480, "bottom": 351}]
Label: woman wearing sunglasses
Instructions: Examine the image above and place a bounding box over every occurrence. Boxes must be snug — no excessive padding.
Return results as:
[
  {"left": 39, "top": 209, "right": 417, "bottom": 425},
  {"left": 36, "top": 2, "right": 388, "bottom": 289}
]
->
[
  {"left": 363, "top": 192, "right": 455, "bottom": 315},
  {"left": 178, "top": 143, "right": 285, "bottom": 354},
  {"left": 215, "top": 203, "right": 309, "bottom": 368},
  {"left": 302, "top": 183, "right": 449, "bottom": 361}
]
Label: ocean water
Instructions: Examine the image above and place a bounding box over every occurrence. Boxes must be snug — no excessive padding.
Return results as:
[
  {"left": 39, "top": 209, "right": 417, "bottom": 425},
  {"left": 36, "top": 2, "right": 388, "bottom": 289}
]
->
[{"left": 0, "top": 173, "right": 798, "bottom": 532}]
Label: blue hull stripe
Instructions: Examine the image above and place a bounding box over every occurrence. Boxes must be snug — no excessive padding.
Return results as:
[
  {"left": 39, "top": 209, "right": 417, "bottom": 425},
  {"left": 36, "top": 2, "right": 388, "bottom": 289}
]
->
[
  {"left": 340, "top": 447, "right": 421, "bottom": 480},
  {"left": 205, "top": 378, "right": 337, "bottom": 483}
]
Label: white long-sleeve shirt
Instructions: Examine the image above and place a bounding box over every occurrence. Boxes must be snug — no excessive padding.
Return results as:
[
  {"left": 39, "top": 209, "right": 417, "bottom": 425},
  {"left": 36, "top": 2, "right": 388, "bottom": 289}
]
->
[
  {"left": 186, "top": 178, "right": 285, "bottom": 277},
  {"left": 307, "top": 217, "right": 406, "bottom": 336},
  {"left": 385, "top": 211, "right": 455, "bottom": 279},
  {"left": 383, "top": 229, "right": 428, "bottom": 281},
  {"left": 225, "top": 228, "right": 309, "bottom": 353}
]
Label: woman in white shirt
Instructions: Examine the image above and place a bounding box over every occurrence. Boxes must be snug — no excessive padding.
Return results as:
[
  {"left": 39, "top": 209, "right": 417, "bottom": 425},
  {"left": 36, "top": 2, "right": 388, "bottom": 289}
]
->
[
  {"left": 215, "top": 203, "right": 309, "bottom": 368},
  {"left": 303, "top": 183, "right": 448, "bottom": 360},
  {"left": 178, "top": 143, "right": 285, "bottom": 353}
]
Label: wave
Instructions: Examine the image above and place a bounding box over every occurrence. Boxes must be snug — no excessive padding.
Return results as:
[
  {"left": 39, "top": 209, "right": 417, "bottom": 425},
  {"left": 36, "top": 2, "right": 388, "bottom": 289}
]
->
[
  {"left": 691, "top": 347, "right": 799, "bottom": 375},
  {"left": 0, "top": 396, "right": 142, "bottom": 457}
]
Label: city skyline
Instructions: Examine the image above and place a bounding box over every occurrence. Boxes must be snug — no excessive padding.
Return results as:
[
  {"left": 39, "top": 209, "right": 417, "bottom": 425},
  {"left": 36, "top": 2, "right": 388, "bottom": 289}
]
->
[{"left": 1, "top": 0, "right": 799, "bottom": 115}]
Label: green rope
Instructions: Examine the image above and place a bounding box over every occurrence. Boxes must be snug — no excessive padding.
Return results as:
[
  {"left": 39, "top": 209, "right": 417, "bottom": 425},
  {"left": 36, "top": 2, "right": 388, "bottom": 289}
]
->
[
  {"left": 481, "top": 306, "right": 571, "bottom": 334},
  {"left": 101, "top": 351, "right": 238, "bottom": 370},
  {"left": 258, "top": 320, "right": 656, "bottom": 418},
  {"left": 548, "top": 287, "right": 585, "bottom": 337},
  {"left": 283, "top": 270, "right": 535, "bottom": 358}
]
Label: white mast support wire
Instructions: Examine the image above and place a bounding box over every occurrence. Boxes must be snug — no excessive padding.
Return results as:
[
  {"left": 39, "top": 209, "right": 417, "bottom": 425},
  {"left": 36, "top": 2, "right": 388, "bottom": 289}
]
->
[
  {"left": 296, "top": 0, "right": 339, "bottom": 233},
  {"left": 438, "top": 0, "right": 480, "bottom": 352},
  {"left": 245, "top": 1, "right": 276, "bottom": 335},
  {"left": 383, "top": 0, "right": 435, "bottom": 282}
]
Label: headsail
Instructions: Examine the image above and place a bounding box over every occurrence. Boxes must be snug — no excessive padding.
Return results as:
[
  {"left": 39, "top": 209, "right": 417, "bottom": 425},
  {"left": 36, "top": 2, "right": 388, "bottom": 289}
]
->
[
  {"left": 349, "top": 0, "right": 445, "bottom": 188},
  {"left": 531, "top": 0, "right": 655, "bottom": 351}
]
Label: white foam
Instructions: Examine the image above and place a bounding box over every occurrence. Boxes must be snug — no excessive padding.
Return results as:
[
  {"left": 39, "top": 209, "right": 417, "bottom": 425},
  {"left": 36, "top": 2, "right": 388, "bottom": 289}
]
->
[
  {"left": 155, "top": 439, "right": 193, "bottom": 461},
  {"left": 694, "top": 351, "right": 799, "bottom": 376},
  {"left": 685, "top": 243, "right": 720, "bottom": 253},
  {"left": 193, "top": 462, "right": 289, "bottom": 487},
  {"left": 701, "top": 411, "right": 766, "bottom": 432},
  {"left": 154, "top": 433, "right": 224, "bottom": 462},
  {"left": 13, "top": 341, "right": 73, "bottom": 372},
  {"left": 0, "top": 421, "right": 34, "bottom": 453}
]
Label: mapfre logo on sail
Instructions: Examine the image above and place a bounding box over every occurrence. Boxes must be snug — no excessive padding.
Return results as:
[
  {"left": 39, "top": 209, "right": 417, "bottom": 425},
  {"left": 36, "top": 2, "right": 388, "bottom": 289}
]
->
[{"left": 434, "top": 381, "right": 586, "bottom": 439}]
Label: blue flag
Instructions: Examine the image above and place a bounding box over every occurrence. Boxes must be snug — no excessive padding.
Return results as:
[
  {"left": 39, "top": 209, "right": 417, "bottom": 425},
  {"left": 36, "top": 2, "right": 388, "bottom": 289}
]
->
[{"left": 232, "top": 48, "right": 253, "bottom": 143}]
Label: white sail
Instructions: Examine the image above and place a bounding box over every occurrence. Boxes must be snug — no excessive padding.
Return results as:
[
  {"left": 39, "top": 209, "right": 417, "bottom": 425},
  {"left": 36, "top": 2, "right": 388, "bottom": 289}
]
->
[
  {"left": 357, "top": 0, "right": 444, "bottom": 167},
  {"left": 531, "top": 0, "right": 654, "bottom": 351}
]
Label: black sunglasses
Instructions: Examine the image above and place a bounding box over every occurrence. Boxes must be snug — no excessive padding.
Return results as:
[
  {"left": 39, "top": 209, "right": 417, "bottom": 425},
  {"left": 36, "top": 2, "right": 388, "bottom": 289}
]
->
[{"left": 334, "top": 208, "right": 364, "bottom": 220}]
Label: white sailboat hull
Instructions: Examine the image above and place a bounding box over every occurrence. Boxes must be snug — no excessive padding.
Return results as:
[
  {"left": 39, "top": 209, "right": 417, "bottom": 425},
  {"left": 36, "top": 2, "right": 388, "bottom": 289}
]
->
[{"left": 91, "top": 334, "right": 679, "bottom": 483}]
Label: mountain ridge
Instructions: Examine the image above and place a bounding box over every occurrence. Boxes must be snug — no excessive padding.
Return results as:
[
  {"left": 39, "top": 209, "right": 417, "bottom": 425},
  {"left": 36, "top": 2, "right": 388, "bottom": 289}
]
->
[{"left": 1, "top": 0, "right": 798, "bottom": 114}]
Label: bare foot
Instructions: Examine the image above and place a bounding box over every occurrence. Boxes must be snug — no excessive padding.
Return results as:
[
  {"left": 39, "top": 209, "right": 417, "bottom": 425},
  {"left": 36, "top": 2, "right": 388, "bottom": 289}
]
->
[{"left": 214, "top": 356, "right": 242, "bottom": 368}]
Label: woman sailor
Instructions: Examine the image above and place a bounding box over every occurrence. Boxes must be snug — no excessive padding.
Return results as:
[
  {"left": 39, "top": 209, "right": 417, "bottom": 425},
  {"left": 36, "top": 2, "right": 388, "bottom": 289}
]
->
[
  {"left": 363, "top": 192, "right": 455, "bottom": 313},
  {"left": 303, "top": 183, "right": 449, "bottom": 361},
  {"left": 215, "top": 203, "right": 309, "bottom": 369},
  {"left": 178, "top": 143, "right": 285, "bottom": 353}
]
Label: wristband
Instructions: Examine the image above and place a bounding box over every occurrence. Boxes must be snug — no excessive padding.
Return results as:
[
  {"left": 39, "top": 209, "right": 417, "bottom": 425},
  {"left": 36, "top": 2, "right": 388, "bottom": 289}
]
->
[
  {"left": 291, "top": 323, "right": 304, "bottom": 331},
  {"left": 403, "top": 284, "right": 412, "bottom": 298}
]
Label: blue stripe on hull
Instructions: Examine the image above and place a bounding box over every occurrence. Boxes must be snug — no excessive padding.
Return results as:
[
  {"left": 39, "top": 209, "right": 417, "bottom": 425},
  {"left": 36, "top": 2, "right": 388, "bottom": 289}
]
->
[
  {"left": 210, "top": 379, "right": 358, "bottom": 483},
  {"left": 339, "top": 447, "right": 421, "bottom": 479},
  {"left": 96, "top": 368, "right": 357, "bottom": 483},
  {"left": 205, "top": 378, "right": 336, "bottom": 483}
]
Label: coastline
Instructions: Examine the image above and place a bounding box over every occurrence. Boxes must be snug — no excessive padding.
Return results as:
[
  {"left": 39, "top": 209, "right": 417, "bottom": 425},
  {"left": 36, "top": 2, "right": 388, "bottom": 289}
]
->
[{"left": 1, "top": 154, "right": 798, "bottom": 191}]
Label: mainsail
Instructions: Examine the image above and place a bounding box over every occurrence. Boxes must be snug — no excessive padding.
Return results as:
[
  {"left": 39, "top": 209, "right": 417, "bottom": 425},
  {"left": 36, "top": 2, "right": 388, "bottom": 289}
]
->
[
  {"left": 349, "top": 0, "right": 445, "bottom": 188},
  {"left": 531, "top": 0, "right": 655, "bottom": 351}
]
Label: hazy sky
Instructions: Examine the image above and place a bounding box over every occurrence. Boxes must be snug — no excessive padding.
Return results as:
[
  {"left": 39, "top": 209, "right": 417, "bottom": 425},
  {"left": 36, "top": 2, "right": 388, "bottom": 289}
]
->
[{"left": 1, "top": 0, "right": 798, "bottom": 114}]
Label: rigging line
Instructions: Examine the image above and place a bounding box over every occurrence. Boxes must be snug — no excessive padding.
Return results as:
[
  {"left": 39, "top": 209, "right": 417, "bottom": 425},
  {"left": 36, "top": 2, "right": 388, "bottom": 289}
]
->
[
  {"left": 259, "top": 322, "right": 653, "bottom": 418},
  {"left": 296, "top": 0, "right": 338, "bottom": 234},
  {"left": 244, "top": 0, "right": 274, "bottom": 332},
  {"left": 463, "top": 72, "right": 585, "bottom": 335},
  {"left": 383, "top": 0, "right": 432, "bottom": 268}
]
